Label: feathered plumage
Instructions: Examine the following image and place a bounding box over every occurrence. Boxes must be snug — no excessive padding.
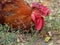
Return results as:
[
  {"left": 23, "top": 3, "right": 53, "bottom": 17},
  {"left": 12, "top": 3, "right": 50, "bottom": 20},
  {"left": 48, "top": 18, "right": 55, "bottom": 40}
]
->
[{"left": 0, "top": 0, "right": 49, "bottom": 31}]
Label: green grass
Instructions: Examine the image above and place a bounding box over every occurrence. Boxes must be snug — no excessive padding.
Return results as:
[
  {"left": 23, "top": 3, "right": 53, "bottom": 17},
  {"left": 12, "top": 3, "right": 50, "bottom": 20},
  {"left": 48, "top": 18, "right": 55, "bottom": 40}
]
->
[
  {"left": 0, "top": 0, "right": 60, "bottom": 45},
  {"left": 0, "top": 15, "right": 60, "bottom": 45}
]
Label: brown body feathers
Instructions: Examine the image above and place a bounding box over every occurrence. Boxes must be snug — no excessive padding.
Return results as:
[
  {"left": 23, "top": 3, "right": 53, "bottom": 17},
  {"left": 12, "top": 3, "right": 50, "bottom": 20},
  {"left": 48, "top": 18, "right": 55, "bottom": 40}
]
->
[{"left": 0, "top": 0, "right": 33, "bottom": 30}]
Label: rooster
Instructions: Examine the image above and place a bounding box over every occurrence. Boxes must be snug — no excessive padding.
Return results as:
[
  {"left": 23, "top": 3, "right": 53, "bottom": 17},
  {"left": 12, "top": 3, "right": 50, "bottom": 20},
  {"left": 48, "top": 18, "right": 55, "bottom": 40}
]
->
[{"left": 0, "top": 0, "right": 50, "bottom": 31}]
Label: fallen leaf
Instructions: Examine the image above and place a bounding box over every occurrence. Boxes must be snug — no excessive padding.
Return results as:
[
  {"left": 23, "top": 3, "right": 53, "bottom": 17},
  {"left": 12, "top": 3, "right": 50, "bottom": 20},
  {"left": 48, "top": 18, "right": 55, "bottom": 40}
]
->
[{"left": 44, "top": 36, "right": 51, "bottom": 42}]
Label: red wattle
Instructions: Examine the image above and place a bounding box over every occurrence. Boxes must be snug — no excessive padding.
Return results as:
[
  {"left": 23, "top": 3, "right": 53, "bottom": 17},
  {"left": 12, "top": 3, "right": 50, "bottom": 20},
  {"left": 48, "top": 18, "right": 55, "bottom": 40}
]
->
[{"left": 31, "top": 10, "right": 44, "bottom": 31}]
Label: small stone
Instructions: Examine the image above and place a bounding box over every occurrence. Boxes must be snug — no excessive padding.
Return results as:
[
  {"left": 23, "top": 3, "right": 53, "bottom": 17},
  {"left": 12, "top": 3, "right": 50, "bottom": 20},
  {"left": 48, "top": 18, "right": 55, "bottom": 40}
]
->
[
  {"left": 17, "top": 38, "right": 20, "bottom": 43},
  {"left": 48, "top": 31, "right": 52, "bottom": 36},
  {"left": 48, "top": 41, "right": 54, "bottom": 45}
]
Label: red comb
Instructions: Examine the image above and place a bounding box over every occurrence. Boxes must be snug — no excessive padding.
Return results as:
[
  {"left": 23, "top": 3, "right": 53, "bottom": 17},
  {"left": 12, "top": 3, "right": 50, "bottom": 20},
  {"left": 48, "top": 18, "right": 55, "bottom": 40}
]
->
[
  {"left": 32, "top": 2, "right": 50, "bottom": 16},
  {"left": 38, "top": 4, "right": 50, "bottom": 16}
]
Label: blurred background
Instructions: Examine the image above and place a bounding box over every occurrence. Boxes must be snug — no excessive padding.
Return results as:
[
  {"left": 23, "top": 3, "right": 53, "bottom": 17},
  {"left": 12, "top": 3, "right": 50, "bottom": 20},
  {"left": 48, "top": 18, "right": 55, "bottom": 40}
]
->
[{"left": 0, "top": 0, "right": 60, "bottom": 45}]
